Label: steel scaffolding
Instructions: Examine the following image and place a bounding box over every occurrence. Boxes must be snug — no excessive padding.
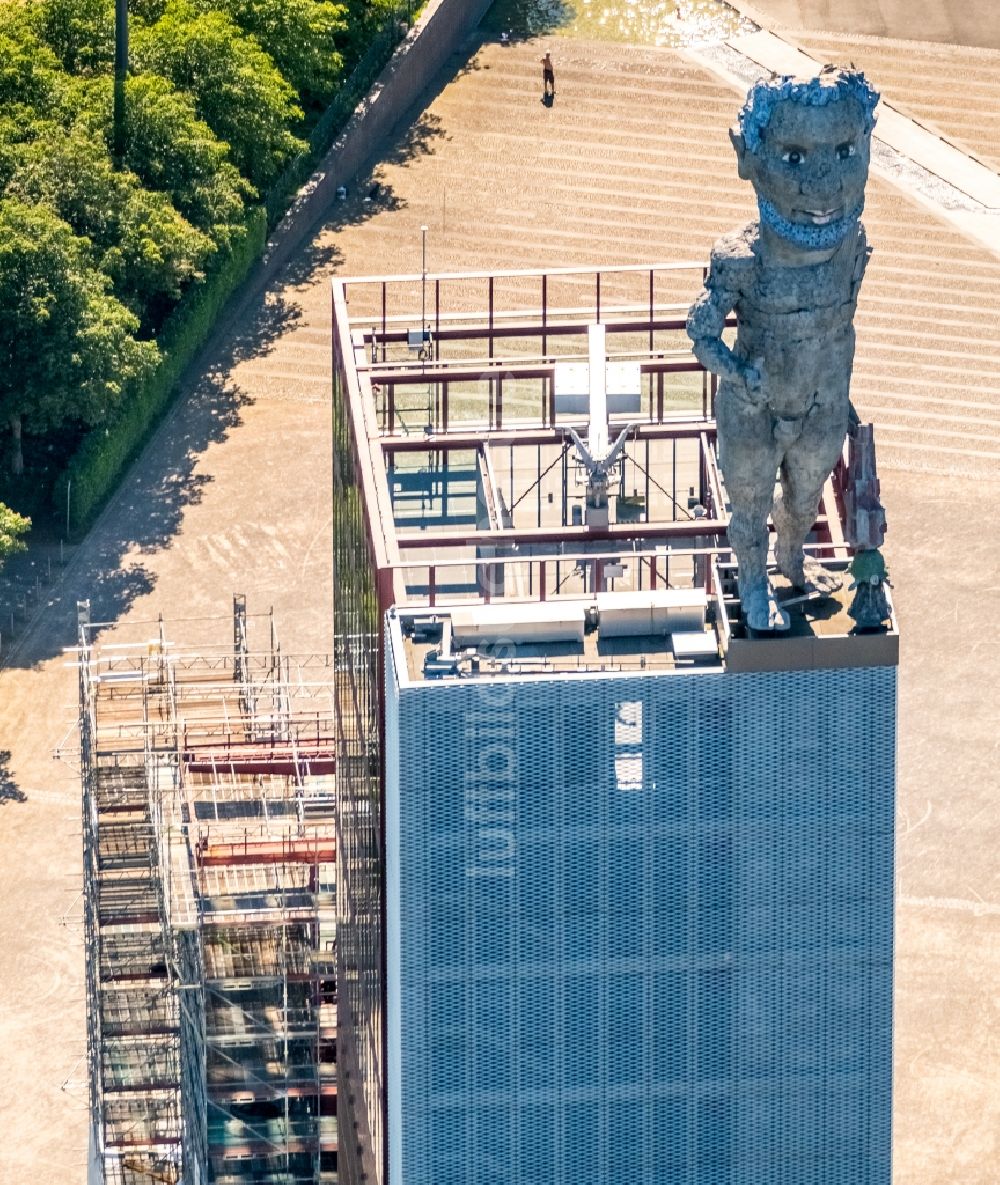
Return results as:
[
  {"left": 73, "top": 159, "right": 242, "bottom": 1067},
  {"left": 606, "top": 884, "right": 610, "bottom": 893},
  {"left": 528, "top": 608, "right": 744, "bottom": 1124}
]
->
[{"left": 79, "top": 600, "right": 338, "bottom": 1185}]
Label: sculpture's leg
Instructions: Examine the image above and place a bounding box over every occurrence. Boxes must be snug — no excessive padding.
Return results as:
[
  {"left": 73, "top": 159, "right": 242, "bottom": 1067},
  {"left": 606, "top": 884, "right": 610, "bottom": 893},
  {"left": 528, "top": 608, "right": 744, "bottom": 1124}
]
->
[
  {"left": 729, "top": 491, "right": 791, "bottom": 630},
  {"left": 716, "top": 389, "right": 788, "bottom": 631},
  {"left": 773, "top": 399, "right": 849, "bottom": 593}
]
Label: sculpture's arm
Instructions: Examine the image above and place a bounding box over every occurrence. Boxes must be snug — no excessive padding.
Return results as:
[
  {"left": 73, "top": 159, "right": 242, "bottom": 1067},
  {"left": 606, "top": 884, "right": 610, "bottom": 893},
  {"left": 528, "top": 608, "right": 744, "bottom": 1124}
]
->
[{"left": 686, "top": 283, "right": 761, "bottom": 397}]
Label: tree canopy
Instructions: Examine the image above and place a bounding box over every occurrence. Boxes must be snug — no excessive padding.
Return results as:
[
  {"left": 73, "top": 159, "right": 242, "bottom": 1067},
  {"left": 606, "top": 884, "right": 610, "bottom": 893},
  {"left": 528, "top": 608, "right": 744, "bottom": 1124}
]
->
[
  {"left": 0, "top": 199, "right": 159, "bottom": 438},
  {"left": 201, "top": 0, "right": 347, "bottom": 107},
  {"left": 27, "top": 0, "right": 115, "bottom": 74},
  {"left": 7, "top": 123, "right": 215, "bottom": 323},
  {"left": 0, "top": 0, "right": 402, "bottom": 552},
  {"left": 115, "top": 75, "right": 251, "bottom": 245},
  {"left": 134, "top": 0, "right": 305, "bottom": 188},
  {"left": 0, "top": 8, "right": 66, "bottom": 115},
  {"left": 0, "top": 503, "right": 30, "bottom": 564}
]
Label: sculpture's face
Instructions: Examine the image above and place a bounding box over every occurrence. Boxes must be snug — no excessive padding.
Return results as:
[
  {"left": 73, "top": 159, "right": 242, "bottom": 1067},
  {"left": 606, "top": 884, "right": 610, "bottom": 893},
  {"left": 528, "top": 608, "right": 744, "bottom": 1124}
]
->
[{"left": 743, "top": 95, "right": 871, "bottom": 249}]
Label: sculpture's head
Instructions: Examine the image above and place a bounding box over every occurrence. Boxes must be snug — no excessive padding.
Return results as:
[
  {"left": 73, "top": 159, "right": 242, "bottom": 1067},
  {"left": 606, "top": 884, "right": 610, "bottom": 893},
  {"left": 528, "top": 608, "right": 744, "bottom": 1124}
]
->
[{"left": 731, "top": 66, "right": 879, "bottom": 250}]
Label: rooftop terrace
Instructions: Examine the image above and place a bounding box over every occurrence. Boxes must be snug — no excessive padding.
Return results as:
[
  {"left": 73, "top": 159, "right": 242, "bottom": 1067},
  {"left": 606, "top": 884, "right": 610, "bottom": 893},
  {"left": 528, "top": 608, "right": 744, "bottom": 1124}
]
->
[{"left": 332, "top": 262, "right": 897, "bottom": 679}]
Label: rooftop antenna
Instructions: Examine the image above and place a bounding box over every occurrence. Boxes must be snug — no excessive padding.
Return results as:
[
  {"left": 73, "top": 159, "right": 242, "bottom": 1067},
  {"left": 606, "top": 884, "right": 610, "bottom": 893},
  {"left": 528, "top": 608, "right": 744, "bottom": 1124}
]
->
[{"left": 566, "top": 324, "right": 634, "bottom": 532}]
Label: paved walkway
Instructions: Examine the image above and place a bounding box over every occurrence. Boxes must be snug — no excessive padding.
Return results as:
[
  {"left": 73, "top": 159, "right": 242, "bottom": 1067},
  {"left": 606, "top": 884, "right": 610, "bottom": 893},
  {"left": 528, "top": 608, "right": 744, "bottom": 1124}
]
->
[
  {"left": 734, "top": 0, "right": 1000, "bottom": 50},
  {"left": 0, "top": 6, "right": 998, "bottom": 1181}
]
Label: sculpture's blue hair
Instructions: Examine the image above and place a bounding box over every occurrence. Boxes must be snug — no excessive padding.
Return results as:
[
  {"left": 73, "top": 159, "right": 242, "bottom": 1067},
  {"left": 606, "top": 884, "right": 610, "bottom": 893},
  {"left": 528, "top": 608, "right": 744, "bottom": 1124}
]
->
[{"left": 739, "top": 67, "right": 880, "bottom": 154}]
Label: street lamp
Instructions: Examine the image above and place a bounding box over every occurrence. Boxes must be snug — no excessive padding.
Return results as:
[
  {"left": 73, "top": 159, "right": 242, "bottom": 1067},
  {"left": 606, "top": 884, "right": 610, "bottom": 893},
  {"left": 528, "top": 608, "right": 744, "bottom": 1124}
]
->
[{"left": 420, "top": 224, "right": 428, "bottom": 343}]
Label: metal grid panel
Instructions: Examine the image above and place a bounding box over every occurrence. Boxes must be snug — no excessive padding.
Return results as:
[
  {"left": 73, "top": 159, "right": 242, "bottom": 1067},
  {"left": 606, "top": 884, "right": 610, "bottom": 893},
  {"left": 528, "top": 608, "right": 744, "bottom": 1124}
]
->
[
  {"left": 386, "top": 661, "right": 895, "bottom": 1185},
  {"left": 203, "top": 925, "right": 313, "bottom": 982}
]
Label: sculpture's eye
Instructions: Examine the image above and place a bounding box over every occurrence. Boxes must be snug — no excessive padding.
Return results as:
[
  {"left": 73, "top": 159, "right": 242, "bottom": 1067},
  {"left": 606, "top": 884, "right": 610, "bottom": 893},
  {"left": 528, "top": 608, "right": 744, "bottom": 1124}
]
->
[
  {"left": 781, "top": 148, "right": 805, "bottom": 166},
  {"left": 837, "top": 142, "right": 857, "bottom": 160}
]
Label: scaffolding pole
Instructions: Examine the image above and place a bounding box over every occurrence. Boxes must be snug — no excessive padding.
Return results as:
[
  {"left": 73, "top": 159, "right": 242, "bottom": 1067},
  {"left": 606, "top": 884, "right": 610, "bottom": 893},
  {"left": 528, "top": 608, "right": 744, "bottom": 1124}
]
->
[{"left": 79, "top": 601, "right": 338, "bottom": 1185}]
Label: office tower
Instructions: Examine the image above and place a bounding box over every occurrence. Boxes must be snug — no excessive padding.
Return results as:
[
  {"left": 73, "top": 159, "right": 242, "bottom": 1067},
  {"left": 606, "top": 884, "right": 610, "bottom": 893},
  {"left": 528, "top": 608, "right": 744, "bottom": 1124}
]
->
[{"left": 333, "top": 264, "right": 897, "bottom": 1185}]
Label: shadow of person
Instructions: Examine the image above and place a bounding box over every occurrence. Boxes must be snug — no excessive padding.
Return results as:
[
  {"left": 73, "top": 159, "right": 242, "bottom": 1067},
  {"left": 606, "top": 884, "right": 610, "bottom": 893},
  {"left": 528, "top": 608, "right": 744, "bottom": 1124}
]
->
[{"left": 542, "top": 92, "right": 555, "bottom": 108}]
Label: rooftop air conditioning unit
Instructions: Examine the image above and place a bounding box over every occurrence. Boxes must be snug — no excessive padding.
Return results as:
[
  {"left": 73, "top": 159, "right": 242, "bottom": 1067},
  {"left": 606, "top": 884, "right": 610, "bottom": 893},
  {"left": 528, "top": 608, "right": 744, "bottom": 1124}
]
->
[
  {"left": 597, "top": 589, "right": 707, "bottom": 638},
  {"left": 449, "top": 602, "right": 587, "bottom": 646}
]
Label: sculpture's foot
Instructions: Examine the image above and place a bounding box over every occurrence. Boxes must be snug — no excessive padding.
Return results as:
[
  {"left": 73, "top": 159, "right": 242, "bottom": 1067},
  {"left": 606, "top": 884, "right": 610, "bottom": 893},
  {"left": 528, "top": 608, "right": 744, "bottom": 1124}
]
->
[
  {"left": 743, "top": 582, "right": 790, "bottom": 632},
  {"left": 778, "top": 552, "right": 843, "bottom": 596}
]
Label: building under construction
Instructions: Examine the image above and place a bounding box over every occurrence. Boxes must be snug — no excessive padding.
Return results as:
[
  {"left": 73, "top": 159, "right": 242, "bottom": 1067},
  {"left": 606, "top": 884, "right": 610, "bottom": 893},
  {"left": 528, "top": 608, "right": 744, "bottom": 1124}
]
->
[{"left": 79, "top": 598, "right": 338, "bottom": 1185}]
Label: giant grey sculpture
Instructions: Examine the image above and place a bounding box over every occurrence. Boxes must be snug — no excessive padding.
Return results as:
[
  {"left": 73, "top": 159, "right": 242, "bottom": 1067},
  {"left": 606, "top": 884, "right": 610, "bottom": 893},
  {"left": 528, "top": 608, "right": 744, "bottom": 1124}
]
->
[{"left": 687, "top": 66, "right": 879, "bottom": 631}]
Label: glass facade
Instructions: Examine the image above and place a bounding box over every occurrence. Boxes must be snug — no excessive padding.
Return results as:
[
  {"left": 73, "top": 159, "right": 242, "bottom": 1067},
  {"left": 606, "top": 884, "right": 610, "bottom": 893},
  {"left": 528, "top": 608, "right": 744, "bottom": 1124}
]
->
[
  {"left": 384, "top": 638, "right": 895, "bottom": 1185},
  {"left": 333, "top": 342, "right": 387, "bottom": 1185}
]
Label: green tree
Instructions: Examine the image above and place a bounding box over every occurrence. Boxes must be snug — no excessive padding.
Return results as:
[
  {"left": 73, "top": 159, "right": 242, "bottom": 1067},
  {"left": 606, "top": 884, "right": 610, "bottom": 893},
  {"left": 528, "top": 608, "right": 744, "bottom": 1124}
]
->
[
  {"left": 200, "top": 0, "right": 347, "bottom": 106},
  {"left": 134, "top": 0, "right": 305, "bottom": 189},
  {"left": 0, "top": 200, "right": 158, "bottom": 474},
  {"left": 129, "top": 0, "right": 169, "bottom": 21},
  {"left": 72, "top": 74, "right": 249, "bottom": 248},
  {"left": 0, "top": 12, "right": 64, "bottom": 193},
  {"left": 8, "top": 123, "right": 215, "bottom": 323},
  {"left": 0, "top": 504, "right": 30, "bottom": 565},
  {"left": 0, "top": 118, "right": 22, "bottom": 196},
  {"left": 28, "top": 0, "right": 115, "bottom": 74},
  {"left": 0, "top": 6, "right": 67, "bottom": 115},
  {"left": 339, "top": 0, "right": 398, "bottom": 60}
]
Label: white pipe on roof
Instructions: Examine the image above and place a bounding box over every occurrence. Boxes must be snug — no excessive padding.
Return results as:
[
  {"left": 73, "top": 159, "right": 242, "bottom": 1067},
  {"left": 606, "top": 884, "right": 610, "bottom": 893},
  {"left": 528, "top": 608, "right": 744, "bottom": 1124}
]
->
[{"left": 588, "top": 322, "right": 608, "bottom": 460}]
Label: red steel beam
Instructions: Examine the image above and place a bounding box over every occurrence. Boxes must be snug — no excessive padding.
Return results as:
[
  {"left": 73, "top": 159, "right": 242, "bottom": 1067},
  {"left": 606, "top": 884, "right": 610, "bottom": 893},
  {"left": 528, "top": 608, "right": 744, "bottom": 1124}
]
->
[
  {"left": 100, "top": 912, "right": 161, "bottom": 927},
  {"left": 198, "top": 910, "right": 317, "bottom": 928},
  {"left": 185, "top": 758, "right": 335, "bottom": 776},
  {"left": 107, "top": 1138, "right": 182, "bottom": 1148},
  {"left": 396, "top": 517, "right": 730, "bottom": 549},
  {"left": 198, "top": 839, "right": 336, "bottom": 867},
  {"left": 341, "top": 259, "right": 705, "bottom": 285},
  {"left": 366, "top": 355, "right": 704, "bottom": 386},
  {"left": 209, "top": 1138, "right": 328, "bottom": 1157},
  {"left": 382, "top": 419, "right": 717, "bottom": 453},
  {"left": 105, "top": 1026, "right": 179, "bottom": 1039},
  {"left": 369, "top": 314, "right": 692, "bottom": 346},
  {"left": 100, "top": 972, "right": 169, "bottom": 985}
]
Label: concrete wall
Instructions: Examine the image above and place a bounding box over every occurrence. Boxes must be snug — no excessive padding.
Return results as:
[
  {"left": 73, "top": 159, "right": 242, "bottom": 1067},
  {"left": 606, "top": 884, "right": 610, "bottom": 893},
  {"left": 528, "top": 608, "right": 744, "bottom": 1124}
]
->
[{"left": 260, "top": 0, "right": 494, "bottom": 281}]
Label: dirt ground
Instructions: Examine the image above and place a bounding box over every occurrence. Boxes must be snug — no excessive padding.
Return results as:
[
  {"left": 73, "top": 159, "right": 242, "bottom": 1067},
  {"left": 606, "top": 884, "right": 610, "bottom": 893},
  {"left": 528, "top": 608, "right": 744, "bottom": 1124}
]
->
[{"left": 0, "top": 8, "right": 998, "bottom": 1182}]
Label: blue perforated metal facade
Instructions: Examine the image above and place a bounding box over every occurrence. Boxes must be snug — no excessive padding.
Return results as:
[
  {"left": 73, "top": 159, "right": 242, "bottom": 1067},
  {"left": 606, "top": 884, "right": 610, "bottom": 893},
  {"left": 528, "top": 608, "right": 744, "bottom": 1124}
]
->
[{"left": 385, "top": 630, "right": 895, "bottom": 1185}]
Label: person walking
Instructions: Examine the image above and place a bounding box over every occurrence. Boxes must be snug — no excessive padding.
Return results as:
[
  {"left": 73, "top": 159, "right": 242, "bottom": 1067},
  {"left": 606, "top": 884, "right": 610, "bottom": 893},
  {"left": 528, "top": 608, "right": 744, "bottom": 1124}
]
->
[{"left": 541, "top": 52, "right": 555, "bottom": 100}]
